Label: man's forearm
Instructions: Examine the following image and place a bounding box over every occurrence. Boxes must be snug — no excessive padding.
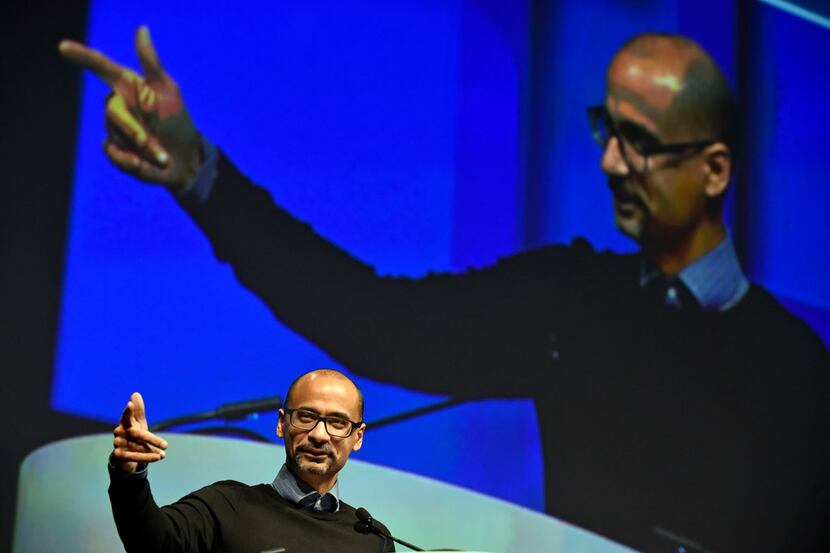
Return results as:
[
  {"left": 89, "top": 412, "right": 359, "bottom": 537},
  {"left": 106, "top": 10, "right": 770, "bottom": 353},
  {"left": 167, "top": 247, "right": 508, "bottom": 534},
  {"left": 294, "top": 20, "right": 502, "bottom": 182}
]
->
[
  {"left": 173, "top": 149, "right": 560, "bottom": 398},
  {"left": 108, "top": 463, "right": 173, "bottom": 552}
]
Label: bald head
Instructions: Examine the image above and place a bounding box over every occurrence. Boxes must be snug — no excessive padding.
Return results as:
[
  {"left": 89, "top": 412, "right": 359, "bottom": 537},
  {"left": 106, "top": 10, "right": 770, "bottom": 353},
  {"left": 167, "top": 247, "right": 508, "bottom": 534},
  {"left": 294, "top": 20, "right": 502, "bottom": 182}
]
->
[
  {"left": 285, "top": 369, "right": 364, "bottom": 420},
  {"left": 609, "top": 32, "right": 737, "bottom": 154}
]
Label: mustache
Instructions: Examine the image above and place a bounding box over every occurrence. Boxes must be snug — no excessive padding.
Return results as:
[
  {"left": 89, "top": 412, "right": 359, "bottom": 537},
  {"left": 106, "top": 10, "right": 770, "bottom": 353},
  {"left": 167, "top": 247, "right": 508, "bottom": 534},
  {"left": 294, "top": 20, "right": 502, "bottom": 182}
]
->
[
  {"left": 298, "top": 444, "right": 333, "bottom": 456},
  {"left": 607, "top": 176, "right": 649, "bottom": 210}
]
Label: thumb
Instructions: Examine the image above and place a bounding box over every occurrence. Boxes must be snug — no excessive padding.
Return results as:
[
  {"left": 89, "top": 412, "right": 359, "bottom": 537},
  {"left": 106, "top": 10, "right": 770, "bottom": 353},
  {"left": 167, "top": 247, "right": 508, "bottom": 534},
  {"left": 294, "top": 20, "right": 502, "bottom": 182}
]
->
[{"left": 135, "top": 25, "right": 166, "bottom": 82}]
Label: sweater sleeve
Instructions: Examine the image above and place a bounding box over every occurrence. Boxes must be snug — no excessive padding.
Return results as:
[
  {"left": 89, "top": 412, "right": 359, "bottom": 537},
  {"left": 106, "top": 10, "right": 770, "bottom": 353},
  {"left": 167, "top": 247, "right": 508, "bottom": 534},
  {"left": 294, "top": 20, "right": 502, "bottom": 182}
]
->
[
  {"left": 179, "top": 151, "right": 593, "bottom": 398},
  {"left": 108, "top": 466, "right": 238, "bottom": 553}
]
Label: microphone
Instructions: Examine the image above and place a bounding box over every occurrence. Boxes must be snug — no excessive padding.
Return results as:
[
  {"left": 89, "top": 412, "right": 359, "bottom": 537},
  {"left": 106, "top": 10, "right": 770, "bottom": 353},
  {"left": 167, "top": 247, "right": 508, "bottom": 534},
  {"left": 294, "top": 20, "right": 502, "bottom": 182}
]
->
[
  {"left": 354, "top": 507, "right": 424, "bottom": 551},
  {"left": 354, "top": 507, "right": 372, "bottom": 533}
]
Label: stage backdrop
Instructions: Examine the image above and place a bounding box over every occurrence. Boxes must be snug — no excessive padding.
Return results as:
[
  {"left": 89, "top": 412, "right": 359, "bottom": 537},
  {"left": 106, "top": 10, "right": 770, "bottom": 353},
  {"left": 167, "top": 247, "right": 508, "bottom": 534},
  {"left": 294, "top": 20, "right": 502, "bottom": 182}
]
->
[{"left": 53, "top": 0, "right": 830, "bottom": 512}]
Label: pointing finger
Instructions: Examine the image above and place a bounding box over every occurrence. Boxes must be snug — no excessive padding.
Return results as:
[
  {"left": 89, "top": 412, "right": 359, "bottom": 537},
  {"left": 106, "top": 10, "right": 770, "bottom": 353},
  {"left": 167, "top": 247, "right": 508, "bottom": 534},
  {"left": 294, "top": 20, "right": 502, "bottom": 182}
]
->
[
  {"left": 58, "top": 40, "right": 126, "bottom": 86},
  {"left": 120, "top": 398, "right": 135, "bottom": 429}
]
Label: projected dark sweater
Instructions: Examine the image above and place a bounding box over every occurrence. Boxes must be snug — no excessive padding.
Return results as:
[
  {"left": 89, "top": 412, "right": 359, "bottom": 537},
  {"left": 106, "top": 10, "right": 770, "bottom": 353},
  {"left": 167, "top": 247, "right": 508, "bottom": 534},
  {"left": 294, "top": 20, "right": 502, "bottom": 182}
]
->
[
  {"left": 181, "top": 152, "right": 830, "bottom": 553},
  {"left": 108, "top": 475, "right": 393, "bottom": 553}
]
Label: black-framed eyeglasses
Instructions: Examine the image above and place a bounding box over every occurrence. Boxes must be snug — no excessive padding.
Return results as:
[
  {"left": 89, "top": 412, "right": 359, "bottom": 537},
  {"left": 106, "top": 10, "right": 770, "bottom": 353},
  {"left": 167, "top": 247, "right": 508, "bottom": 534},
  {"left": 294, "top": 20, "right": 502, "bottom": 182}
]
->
[
  {"left": 284, "top": 408, "right": 363, "bottom": 438},
  {"left": 587, "top": 105, "right": 714, "bottom": 174}
]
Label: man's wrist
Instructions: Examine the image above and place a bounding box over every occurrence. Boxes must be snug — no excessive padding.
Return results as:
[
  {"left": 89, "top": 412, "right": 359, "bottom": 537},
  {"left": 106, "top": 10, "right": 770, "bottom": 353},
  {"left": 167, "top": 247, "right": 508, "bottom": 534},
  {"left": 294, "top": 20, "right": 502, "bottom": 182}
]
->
[
  {"left": 174, "top": 136, "right": 218, "bottom": 203},
  {"left": 108, "top": 453, "right": 149, "bottom": 480}
]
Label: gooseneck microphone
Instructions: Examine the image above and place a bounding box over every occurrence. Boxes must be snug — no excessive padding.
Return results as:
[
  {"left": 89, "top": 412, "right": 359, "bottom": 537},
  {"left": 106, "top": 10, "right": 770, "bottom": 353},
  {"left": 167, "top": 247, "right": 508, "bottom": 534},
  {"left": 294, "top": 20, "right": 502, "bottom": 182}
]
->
[{"left": 355, "top": 507, "right": 424, "bottom": 551}]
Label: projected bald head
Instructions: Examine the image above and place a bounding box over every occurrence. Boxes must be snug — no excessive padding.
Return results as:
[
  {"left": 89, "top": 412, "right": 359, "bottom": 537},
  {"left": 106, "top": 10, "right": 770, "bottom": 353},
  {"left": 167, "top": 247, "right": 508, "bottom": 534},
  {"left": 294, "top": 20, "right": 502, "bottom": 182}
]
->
[
  {"left": 609, "top": 33, "right": 736, "bottom": 152},
  {"left": 599, "top": 33, "right": 735, "bottom": 267}
]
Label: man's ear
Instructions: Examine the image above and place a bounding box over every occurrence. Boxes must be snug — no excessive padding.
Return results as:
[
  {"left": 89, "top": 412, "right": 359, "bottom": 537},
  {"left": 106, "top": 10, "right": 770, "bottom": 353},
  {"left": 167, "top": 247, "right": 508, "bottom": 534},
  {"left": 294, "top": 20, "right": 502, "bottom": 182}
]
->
[
  {"left": 351, "top": 424, "right": 365, "bottom": 452},
  {"left": 702, "top": 142, "right": 731, "bottom": 199},
  {"left": 277, "top": 409, "right": 286, "bottom": 439}
]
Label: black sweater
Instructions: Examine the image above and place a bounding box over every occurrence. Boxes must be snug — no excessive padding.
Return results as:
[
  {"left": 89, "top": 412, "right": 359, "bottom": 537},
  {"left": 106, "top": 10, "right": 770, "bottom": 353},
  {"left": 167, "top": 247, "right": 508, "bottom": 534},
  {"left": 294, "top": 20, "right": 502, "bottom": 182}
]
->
[
  {"left": 109, "top": 474, "right": 394, "bottom": 553},
  {"left": 180, "top": 152, "right": 830, "bottom": 553}
]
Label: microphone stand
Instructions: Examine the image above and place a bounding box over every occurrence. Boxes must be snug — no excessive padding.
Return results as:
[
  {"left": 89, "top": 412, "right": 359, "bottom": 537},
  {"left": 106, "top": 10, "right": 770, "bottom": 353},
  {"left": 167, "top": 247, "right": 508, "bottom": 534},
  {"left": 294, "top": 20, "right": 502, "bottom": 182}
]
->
[
  {"left": 382, "top": 533, "right": 424, "bottom": 551},
  {"left": 150, "top": 396, "right": 282, "bottom": 443},
  {"left": 364, "top": 398, "right": 466, "bottom": 431},
  {"left": 150, "top": 395, "right": 470, "bottom": 442},
  {"left": 356, "top": 507, "right": 426, "bottom": 551}
]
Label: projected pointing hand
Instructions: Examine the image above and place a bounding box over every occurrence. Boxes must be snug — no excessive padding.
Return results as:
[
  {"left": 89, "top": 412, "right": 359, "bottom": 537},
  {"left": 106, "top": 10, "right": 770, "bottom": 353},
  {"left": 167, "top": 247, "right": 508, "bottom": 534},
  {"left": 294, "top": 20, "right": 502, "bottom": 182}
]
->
[
  {"left": 111, "top": 392, "right": 168, "bottom": 473},
  {"left": 59, "top": 26, "right": 201, "bottom": 191}
]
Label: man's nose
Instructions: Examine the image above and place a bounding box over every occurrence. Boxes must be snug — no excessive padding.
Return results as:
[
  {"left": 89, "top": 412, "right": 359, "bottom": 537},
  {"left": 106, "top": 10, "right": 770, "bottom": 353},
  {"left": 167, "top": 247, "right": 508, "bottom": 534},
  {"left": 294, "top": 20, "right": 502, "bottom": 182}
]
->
[
  {"left": 601, "top": 136, "right": 629, "bottom": 176},
  {"left": 308, "top": 419, "right": 332, "bottom": 442}
]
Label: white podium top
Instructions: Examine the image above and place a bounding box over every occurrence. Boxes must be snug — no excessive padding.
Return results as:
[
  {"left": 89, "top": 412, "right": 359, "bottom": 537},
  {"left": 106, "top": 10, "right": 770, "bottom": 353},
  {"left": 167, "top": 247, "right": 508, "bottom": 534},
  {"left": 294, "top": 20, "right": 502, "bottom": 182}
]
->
[{"left": 14, "top": 434, "right": 634, "bottom": 553}]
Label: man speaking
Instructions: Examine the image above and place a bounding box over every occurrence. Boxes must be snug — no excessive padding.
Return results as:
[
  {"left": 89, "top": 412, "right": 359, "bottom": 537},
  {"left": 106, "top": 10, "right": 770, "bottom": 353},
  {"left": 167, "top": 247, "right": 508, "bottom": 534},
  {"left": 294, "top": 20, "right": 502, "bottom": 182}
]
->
[
  {"left": 109, "top": 369, "right": 393, "bottom": 552},
  {"left": 62, "top": 28, "right": 829, "bottom": 553}
]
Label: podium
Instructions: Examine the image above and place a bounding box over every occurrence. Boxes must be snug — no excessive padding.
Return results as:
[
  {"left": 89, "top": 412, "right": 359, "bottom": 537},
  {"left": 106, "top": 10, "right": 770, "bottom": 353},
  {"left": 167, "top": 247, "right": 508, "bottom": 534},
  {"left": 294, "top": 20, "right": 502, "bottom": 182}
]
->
[{"left": 14, "top": 434, "right": 634, "bottom": 552}]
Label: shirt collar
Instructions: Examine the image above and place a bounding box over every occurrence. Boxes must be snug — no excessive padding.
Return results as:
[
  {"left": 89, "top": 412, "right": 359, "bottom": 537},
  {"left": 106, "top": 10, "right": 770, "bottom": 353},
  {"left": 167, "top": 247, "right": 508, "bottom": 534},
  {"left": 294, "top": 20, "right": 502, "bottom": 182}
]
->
[
  {"left": 640, "top": 233, "right": 749, "bottom": 311},
  {"left": 272, "top": 464, "right": 341, "bottom": 512}
]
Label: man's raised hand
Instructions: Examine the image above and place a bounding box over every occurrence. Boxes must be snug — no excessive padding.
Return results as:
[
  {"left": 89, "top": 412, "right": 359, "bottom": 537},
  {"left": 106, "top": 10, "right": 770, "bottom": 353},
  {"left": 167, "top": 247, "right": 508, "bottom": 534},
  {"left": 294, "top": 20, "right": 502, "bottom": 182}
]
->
[
  {"left": 59, "top": 26, "right": 202, "bottom": 191},
  {"left": 112, "top": 392, "right": 168, "bottom": 473}
]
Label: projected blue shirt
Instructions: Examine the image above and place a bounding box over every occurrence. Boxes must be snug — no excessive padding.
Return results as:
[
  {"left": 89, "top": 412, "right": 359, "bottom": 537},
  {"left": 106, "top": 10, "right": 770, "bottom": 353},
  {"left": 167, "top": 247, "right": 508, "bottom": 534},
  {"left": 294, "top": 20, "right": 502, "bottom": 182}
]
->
[{"left": 640, "top": 234, "right": 750, "bottom": 311}]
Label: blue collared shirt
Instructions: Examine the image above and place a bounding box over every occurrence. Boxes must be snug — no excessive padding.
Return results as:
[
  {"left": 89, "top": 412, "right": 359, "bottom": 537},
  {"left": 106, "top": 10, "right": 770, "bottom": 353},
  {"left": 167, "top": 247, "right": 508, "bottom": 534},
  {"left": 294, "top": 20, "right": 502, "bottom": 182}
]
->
[
  {"left": 640, "top": 234, "right": 750, "bottom": 311},
  {"left": 272, "top": 464, "right": 341, "bottom": 513}
]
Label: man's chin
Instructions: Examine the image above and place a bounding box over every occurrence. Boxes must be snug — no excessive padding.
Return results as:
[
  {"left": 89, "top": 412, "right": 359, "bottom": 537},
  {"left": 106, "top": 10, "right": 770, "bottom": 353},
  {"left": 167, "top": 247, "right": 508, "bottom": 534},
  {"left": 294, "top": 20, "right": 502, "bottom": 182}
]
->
[
  {"left": 614, "top": 212, "right": 644, "bottom": 242},
  {"left": 295, "top": 455, "right": 332, "bottom": 476}
]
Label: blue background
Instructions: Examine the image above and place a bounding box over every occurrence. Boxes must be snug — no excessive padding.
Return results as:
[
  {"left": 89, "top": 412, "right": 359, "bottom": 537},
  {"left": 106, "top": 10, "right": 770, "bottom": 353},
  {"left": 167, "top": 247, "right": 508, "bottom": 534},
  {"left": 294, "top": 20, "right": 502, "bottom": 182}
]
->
[{"left": 53, "top": 0, "right": 830, "bottom": 513}]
